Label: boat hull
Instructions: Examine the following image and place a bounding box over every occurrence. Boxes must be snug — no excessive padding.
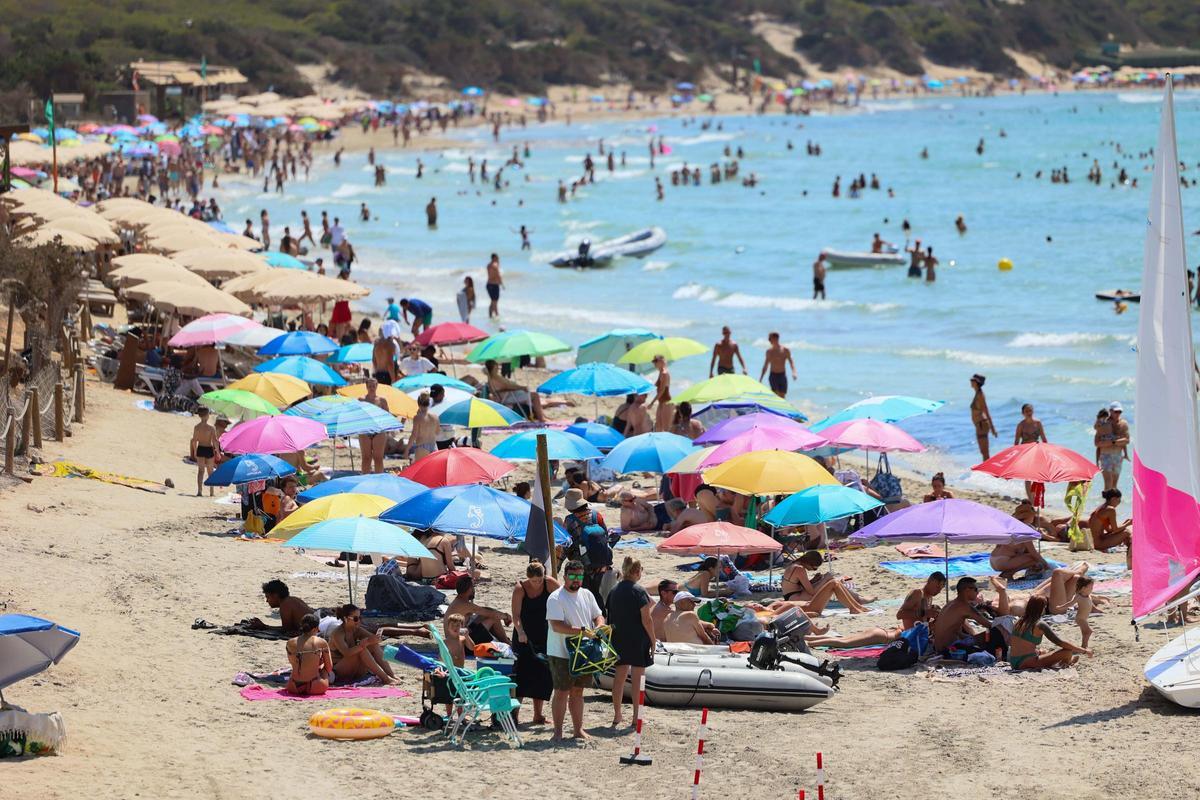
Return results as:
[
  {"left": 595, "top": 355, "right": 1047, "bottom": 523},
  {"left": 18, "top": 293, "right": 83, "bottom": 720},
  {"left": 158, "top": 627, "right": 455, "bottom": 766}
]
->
[
  {"left": 549, "top": 227, "right": 666, "bottom": 267},
  {"left": 822, "top": 249, "right": 907, "bottom": 269},
  {"left": 1145, "top": 629, "right": 1200, "bottom": 708},
  {"left": 597, "top": 662, "right": 833, "bottom": 712}
]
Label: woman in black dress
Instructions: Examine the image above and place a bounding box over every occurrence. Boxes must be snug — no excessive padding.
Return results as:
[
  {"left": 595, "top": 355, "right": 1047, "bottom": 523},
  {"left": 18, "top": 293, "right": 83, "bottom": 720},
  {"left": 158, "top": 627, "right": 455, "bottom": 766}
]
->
[
  {"left": 606, "top": 556, "right": 656, "bottom": 728},
  {"left": 510, "top": 560, "right": 558, "bottom": 725}
]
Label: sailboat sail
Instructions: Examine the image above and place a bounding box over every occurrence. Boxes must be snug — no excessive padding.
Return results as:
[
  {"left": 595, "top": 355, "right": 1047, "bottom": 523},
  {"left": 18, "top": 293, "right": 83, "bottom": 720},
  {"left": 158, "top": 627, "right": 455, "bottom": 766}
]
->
[{"left": 1132, "top": 76, "right": 1200, "bottom": 620}]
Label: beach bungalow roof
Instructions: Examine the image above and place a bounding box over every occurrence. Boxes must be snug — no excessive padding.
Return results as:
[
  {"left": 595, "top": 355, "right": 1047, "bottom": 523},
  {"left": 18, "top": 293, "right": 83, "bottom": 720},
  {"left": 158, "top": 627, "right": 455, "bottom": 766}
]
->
[{"left": 129, "top": 59, "right": 248, "bottom": 86}]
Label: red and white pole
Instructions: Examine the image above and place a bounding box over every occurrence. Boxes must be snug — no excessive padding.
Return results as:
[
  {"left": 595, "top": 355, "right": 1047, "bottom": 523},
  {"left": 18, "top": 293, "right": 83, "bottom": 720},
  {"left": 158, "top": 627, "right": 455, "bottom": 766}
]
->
[
  {"left": 816, "top": 752, "right": 825, "bottom": 800},
  {"left": 692, "top": 707, "right": 709, "bottom": 800},
  {"left": 619, "top": 674, "right": 652, "bottom": 765}
]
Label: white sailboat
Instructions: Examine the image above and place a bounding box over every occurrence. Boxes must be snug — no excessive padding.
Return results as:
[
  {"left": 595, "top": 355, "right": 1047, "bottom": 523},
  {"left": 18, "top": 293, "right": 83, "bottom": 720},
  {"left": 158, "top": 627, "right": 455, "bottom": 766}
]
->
[{"left": 1134, "top": 76, "right": 1200, "bottom": 707}]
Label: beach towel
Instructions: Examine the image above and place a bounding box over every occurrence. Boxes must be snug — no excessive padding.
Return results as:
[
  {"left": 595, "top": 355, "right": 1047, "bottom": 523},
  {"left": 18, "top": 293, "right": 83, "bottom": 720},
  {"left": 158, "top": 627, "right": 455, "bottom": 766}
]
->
[
  {"left": 879, "top": 552, "right": 1066, "bottom": 579},
  {"left": 614, "top": 536, "right": 656, "bottom": 549},
  {"left": 239, "top": 685, "right": 412, "bottom": 702},
  {"left": 824, "top": 645, "right": 889, "bottom": 659},
  {"left": 32, "top": 460, "right": 168, "bottom": 494},
  {"left": 894, "top": 543, "right": 947, "bottom": 559},
  {"left": 209, "top": 623, "right": 291, "bottom": 640}
]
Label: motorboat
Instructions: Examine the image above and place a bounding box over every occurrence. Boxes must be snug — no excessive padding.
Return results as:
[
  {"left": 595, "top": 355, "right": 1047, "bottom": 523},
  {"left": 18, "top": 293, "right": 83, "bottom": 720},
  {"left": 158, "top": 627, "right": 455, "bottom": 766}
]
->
[
  {"left": 550, "top": 227, "right": 666, "bottom": 268},
  {"left": 821, "top": 248, "right": 907, "bottom": 269}
]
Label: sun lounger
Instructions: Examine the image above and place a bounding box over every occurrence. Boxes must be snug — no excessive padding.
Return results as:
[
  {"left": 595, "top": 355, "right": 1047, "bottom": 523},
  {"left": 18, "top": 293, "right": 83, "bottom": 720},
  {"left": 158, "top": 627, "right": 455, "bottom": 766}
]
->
[{"left": 133, "top": 364, "right": 226, "bottom": 397}]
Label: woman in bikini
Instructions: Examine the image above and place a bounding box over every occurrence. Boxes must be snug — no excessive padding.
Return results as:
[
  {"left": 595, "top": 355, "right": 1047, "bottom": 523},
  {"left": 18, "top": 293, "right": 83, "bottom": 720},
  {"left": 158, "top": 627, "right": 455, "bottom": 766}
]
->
[
  {"left": 969, "top": 374, "right": 997, "bottom": 461},
  {"left": 328, "top": 604, "right": 401, "bottom": 685},
  {"left": 285, "top": 613, "right": 333, "bottom": 696},
  {"left": 1088, "top": 489, "right": 1132, "bottom": 561},
  {"left": 772, "top": 550, "right": 872, "bottom": 615},
  {"left": 669, "top": 401, "right": 705, "bottom": 439},
  {"left": 1013, "top": 403, "right": 1048, "bottom": 499},
  {"left": 1006, "top": 595, "right": 1090, "bottom": 670},
  {"left": 357, "top": 378, "right": 391, "bottom": 474}
]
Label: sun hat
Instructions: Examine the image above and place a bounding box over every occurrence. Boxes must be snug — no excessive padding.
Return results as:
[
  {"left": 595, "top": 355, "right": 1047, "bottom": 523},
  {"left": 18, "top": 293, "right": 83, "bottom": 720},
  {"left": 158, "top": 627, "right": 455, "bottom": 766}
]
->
[{"left": 564, "top": 488, "right": 589, "bottom": 512}]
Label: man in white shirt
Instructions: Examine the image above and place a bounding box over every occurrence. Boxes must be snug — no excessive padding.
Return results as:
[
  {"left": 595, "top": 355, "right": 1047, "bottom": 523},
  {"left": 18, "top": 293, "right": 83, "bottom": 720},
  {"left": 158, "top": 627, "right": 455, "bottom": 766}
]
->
[
  {"left": 399, "top": 343, "right": 435, "bottom": 377},
  {"left": 545, "top": 559, "right": 604, "bottom": 741},
  {"left": 329, "top": 217, "right": 345, "bottom": 249}
]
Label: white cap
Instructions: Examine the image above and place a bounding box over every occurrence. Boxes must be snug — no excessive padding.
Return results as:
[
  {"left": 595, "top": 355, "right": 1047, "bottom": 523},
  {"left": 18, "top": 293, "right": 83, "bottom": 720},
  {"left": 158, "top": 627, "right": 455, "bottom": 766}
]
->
[
  {"left": 1108, "top": 401, "right": 1123, "bottom": 412},
  {"left": 673, "top": 591, "right": 700, "bottom": 606}
]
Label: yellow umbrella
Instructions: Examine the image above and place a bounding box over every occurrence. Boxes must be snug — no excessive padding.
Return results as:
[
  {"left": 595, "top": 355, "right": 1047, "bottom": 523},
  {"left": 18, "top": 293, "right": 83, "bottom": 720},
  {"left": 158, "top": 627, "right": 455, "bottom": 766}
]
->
[
  {"left": 618, "top": 336, "right": 707, "bottom": 365},
  {"left": 112, "top": 253, "right": 181, "bottom": 271},
  {"left": 255, "top": 272, "right": 370, "bottom": 304},
  {"left": 271, "top": 492, "right": 396, "bottom": 539},
  {"left": 227, "top": 373, "right": 312, "bottom": 408},
  {"left": 701, "top": 450, "right": 838, "bottom": 495},
  {"left": 337, "top": 383, "right": 419, "bottom": 418}
]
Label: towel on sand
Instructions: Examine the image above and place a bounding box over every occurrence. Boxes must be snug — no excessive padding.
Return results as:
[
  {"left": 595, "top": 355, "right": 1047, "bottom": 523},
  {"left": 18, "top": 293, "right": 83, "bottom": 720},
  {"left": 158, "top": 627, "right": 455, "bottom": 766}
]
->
[
  {"left": 824, "top": 645, "right": 889, "bottom": 659},
  {"left": 879, "top": 552, "right": 1066, "bottom": 579},
  {"left": 210, "top": 623, "right": 291, "bottom": 640},
  {"left": 894, "top": 543, "right": 947, "bottom": 559},
  {"left": 240, "top": 685, "right": 412, "bottom": 702}
]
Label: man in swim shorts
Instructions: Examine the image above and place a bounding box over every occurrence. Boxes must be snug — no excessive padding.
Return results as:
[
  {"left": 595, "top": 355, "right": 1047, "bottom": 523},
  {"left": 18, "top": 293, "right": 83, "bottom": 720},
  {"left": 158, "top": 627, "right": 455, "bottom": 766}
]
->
[
  {"left": 709, "top": 326, "right": 746, "bottom": 377},
  {"left": 1094, "top": 401, "right": 1129, "bottom": 491},
  {"left": 400, "top": 297, "right": 433, "bottom": 335},
  {"left": 485, "top": 253, "right": 503, "bottom": 318},
  {"left": 812, "top": 252, "right": 827, "bottom": 300},
  {"left": 190, "top": 407, "right": 218, "bottom": 496},
  {"left": 758, "top": 331, "right": 798, "bottom": 398}
]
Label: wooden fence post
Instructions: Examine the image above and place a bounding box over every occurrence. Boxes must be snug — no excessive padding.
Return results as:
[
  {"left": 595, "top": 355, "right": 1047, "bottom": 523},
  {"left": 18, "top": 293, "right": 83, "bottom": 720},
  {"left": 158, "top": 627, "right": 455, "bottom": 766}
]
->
[
  {"left": 73, "top": 366, "right": 84, "bottom": 423},
  {"left": 4, "top": 418, "right": 13, "bottom": 474},
  {"left": 54, "top": 383, "right": 64, "bottom": 441},
  {"left": 30, "top": 386, "right": 42, "bottom": 448},
  {"left": 19, "top": 396, "right": 30, "bottom": 456}
]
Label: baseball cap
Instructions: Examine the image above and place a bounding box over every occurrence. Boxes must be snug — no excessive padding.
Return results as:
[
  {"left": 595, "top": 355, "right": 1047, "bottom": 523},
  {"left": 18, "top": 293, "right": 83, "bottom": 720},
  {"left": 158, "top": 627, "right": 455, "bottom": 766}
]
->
[
  {"left": 1108, "top": 401, "right": 1123, "bottom": 412},
  {"left": 673, "top": 591, "right": 700, "bottom": 606}
]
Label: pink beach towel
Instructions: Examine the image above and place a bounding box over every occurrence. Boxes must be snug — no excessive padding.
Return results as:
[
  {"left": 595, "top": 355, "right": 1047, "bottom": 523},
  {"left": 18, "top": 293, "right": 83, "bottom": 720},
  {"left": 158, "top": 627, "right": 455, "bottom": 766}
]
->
[
  {"left": 824, "top": 645, "right": 888, "bottom": 659},
  {"left": 240, "top": 684, "right": 412, "bottom": 702}
]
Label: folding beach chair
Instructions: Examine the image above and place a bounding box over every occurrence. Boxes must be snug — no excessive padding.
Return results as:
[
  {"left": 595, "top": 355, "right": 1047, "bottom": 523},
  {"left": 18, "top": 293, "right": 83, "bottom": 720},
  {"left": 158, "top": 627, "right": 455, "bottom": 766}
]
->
[{"left": 428, "top": 624, "right": 521, "bottom": 747}]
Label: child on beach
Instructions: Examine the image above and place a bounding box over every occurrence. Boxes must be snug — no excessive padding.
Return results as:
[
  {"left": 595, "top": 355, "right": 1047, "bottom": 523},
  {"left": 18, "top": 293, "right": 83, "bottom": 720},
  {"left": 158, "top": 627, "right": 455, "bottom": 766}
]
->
[{"left": 444, "top": 613, "right": 476, "bottom": 669}]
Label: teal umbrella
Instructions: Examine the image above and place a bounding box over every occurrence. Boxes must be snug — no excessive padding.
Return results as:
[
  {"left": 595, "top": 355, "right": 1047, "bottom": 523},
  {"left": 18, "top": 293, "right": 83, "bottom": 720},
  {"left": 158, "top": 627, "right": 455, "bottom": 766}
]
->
[
  {"left": 466, "top": 329, "right": 571, "bottom": 363},
  {"left": 762, "top": 484, "right": 883, "bottom": 526},
  {"left": 280, "top": 517, "right": 432, "bottom": 603},
  {"left": 576, "top": 329, "right": 661, "bottom": 374},
  {"left": 327, "top": 343, "right": 373, "bottom": 364},
  {"left": 255, "top": 355, "right": 347, "bottom": 386},
  {"left": 393, "top": 373, "right": 476, "bottom": 393}
]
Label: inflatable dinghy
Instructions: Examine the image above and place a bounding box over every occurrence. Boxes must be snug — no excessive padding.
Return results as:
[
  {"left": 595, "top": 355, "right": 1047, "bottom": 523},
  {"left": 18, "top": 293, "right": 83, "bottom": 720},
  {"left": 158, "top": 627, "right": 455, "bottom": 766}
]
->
[
  {"left": 1095, "top": 289, "right": 1141, "bottom": 302},
  {"left": 599, "top": 662, "right": 833, "bottom": 712},
  {"left": 550, "top": 227, "right": 666, "bottom": 268},
  {"left": 821, "top": 249, "right": 907, "bottom": 269}
]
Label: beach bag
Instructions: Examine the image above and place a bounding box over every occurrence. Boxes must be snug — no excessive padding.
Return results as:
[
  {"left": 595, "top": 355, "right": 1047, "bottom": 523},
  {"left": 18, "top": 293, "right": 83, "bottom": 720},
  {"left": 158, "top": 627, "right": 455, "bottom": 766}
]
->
[
  {"left": 566, "top": 626, "right": 618, "bottom": 676},
  {"left": 876, "top": 639, "right": 918, "bottom": 671},
  {"left": 243, "top": 511, "right": 266, "bottom": 537},
  {"left": 1065, "top": 481, "right": 1094, "bottom": 552},
  {"left": 898, "top": 622, "right": 931, "bottom": 657},
  {"left": 869, "top": 454, "right": 902, "bottom": 503},
  {"left": 583, "top": 522, "right": 612, "bottom": 569},
  {"left": 434, "top": 569, "right": 471, "bottom": 590}
]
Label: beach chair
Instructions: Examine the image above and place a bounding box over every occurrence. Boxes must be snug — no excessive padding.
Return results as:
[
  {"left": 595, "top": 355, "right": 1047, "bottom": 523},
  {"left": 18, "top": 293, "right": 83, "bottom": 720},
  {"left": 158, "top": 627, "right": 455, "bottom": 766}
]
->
[{"left": 427, "top": 625, "right": 520, "bottom": 747}]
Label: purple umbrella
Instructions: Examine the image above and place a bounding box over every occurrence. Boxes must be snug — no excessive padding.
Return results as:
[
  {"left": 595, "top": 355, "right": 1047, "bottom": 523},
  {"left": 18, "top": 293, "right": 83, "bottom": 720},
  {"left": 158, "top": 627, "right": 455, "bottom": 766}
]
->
[
  {"left": 694, "top": 412, "right": 818, "bottom": 445},
  {"left": 699, "top": 426, "right": 828, "bottom": 468}
]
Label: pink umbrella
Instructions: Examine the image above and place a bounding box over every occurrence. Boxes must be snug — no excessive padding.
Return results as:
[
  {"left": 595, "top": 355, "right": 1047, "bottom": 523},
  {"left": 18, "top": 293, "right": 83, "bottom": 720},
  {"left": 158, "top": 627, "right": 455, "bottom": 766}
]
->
[
  {"left": 699, "top": 426, "right": 828, "bottom": 469},
  {"left": 658, "top": 521, "right": 782, "bottom": 555},
  {"left": 415, "top": 322, "right": 489, "bottom": 347},
  {"left": 820, "top": 419, "right": 925, "bottom": 453},
  {"left": 168, "top": 313, "right": 263, "bottom": 347},
  {"left": 220, "top": 415, "right": 327, "bottom": 454},
  {"left": 156, "top": 139, "right": 181, "bottom": 156},
  {"left": 694, "top": 412, "right": 818, "bottom": 445}
]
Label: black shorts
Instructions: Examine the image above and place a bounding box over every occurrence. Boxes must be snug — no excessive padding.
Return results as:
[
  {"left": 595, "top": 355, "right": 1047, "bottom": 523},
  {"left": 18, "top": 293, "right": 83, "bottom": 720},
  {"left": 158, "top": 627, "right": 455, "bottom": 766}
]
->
[
  {"left": 716, "top": 366, "right": 734, "bottom": 375},
  {"left": 195, "top": 445, "right": 215, "bottom": 459},
  {"left": 373, "top": 370, "right": 392, "bottom": 383},
  {"left": 486, "top": 282, "right": 501, "bottom": 301},
  {"left": 768, "top": 371, "right": 788, "bottom": 395},
  {"left": 813, "top": 278, "right": 825, "bottom": 292}
]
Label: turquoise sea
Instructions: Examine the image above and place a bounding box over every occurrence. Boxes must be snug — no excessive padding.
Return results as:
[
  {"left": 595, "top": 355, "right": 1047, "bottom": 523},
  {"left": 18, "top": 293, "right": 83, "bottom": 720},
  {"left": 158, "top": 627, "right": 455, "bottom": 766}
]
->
[{"left": 218, "top": 90, "right": 1200, "bottom": 500}]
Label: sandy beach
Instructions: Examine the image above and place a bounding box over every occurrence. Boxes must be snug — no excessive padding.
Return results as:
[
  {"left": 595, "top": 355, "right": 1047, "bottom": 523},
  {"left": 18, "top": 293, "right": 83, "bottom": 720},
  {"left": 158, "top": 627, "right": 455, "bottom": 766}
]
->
[{"left": 3, "top": 359, "right": 1191, "bottom": 800}]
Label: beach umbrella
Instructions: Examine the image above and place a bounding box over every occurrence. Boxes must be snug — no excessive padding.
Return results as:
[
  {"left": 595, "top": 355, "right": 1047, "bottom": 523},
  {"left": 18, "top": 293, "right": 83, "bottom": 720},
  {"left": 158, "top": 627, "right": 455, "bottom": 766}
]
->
[
  {"left": 576, "top": 328, "right": 661, "bottom": 369},
  {"left": 819, "top": 419, "right": 925, "bottom": 453},
  {"left": 415, "top": 322, "right": 489, "bottom": 347},
  {"left": 692, "top": 394, "right": 809, "bottom": 422},
  {"left": 538, "top": 362, "right": 655, "bottom": 398},
  {"left": 337, "top": 383, "right": 419, "bottom": 418},
  {"left": 810, "top": 395, "right": 944, "bottom": 431},
  {"left": 171, "top": 247, "right": 269, "bottom": 279},
  {"left": 422, "top": 386, "right": 478, "bottom": 416},
  {"left": 298, "top": 474, "right": 425, "bottom": 506},
  {"left": 694, "top": 412, "right": 811, "bottom": 445},
  {"left": 658, "top": 522, "right": 780, "bottom": 556},
  {"left": 204, "top": 453, "right": 295, "bottom": 486},
  {"left": 437, "top": 397, "right": 523, "bottom": 428},
  {"left": 0, "top": 614, "right": 81, "bottom": 692},
  {"left": 466, "top": 329, "right": 571, "bottom": 363},
  {"left": 666, "top": 445, "right": 721, "bottom": 475},
  {"left": 222, "top": 325, "right": 288, "bottom": 350},
  {"left": 226, "top": 373, "right": 311, "bottom": 409},
  {"left": 618, "top": 336, "right": 706, "bottom": 365},
  {"left": 675, "top": 82, "right": 696, "bottom": 91},
  {"left": 601, "top": 432, "right": 696, "bottom": 474},
  {"left": 263, "top": 252, "right": 307, "bottom": 269},
  {"left": 461, "top": 86, "right": 485, "bottom": 96},
  {"left": 272, "top": 493, "right": 397, "bottom": 539},
  {"left": 167, "top": 313, "right": 262, "bottom": 348},
  {"left": 565, "top": 422, "right": 625, "bottom": 451},
  {"left": 393, "top": 373, "right": 476, "bottom": 394},
  {"left": 296, "top": 398, "right": 402, "bottom": 437},
  {"left": 111, "top": 261, "right": 211, "bottom": 290},
  {"left": 674, "top": 374, "right": 776, "bottom": 405},
  {"left": 762, "top": 484, "right": 883, "bottom": 527},
  {"left": 701, "top": 450, "right": 838, "bottom": 495},
  {"left": 220, "top": 414, "right": 327, "bottom": 454},
  {"left": 490, "top": 429, "right": 603, "bottom": 461},
  {"left": 327, "top": 343, "right": 374, "bottom": 364},
  {"left": 255, "top": 355, "right": 347, "bottom": 386},
  {"left": 398, "top": 448, "right": 515, "bottom": 488},
  {"left": 281, "top": 517, "right": 432, "bottom": 602},
  {"left": 972, "top": 443, "right": 1098, "bottom": 485},
  {"left": 381, "top": 484, "right": 569, "bottom": 544},
  {"left": 698, "top": 426, "right": 828, "bottom": 469},
  {"left": 257, "top": 330, "right": 339, "bottom": 356},
  {"left": 199, "top": 388, "right": 280, "bottom": 422}
]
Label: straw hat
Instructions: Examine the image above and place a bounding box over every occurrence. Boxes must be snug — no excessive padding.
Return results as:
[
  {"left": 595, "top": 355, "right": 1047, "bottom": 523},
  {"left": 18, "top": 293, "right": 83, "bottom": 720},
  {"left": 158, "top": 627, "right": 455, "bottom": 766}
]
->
[{"left": 564, "top": 488, "right": 588, "bottom": 513}]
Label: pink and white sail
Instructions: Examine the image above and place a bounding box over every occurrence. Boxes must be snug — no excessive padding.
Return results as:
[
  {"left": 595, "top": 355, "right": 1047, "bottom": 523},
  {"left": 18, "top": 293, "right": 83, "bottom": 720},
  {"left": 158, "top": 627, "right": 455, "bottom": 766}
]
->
[{"left": 1132, "top": 77, "right": 1200, "bottom": 620}]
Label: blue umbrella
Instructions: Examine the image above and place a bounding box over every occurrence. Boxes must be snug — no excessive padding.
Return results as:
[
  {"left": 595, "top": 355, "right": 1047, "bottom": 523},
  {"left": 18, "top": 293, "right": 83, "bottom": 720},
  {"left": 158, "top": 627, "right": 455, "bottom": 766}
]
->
[
  {"left": 0, "top": 614, "right": 80, "bottom": 692},
  {"left": 287, "top": 397, "right": 402, "bottom": 437},
  {"left": 601, "top": 432, "right": 697, "bottom": 474},
  {"left": 281, "top": 517, "right": 433, "bottom": 603},
  {"left": 257, "top": 331, "right": 339, "bottom": 356},
  {"left": 762, "top": 484, "right": 883, "bottom": 526},
  {"left": 328, "top": 343, "right": 374, "bottom": 364},
  {"left": 207, "top": 220, "right": 236, "bottom": 234},
  {"left": 205, "top": 453, "right": 296, "bottom": 486},
  {"left": 538, "top": 362, "right": 654, "bottom": 398},
  {"left": 810, "top": 395, "right": 944, "bottom": 432},
  {"left": 298, "top": 473, "right": 425, "bottom": 505},
  {"left": 565, "top": 421, "right": 625, "bottom": 451},
  {"left": 461, "top": 86, "right": 485, "bottom": 96},
  {"left": 438, "top": 397, "right": 524, "bottom": 427},
  {"left": 676, "top": 81, "right": 695, "bottom": 91},
  {"left": 393, "top": 373, "right": 476, "bottom": 393},
  {"left": 264, "top": 252, "right": 308, "bottom": 270},
  {"left": 490, "top": 429, "right": 603, "bottom": 461},
  {"left": 381, "top": 484, "right": 569, "bottom": 543},
  {"left": 255, "top": 356, "right": 346, "bottom": 386},
  {"left": 576, "top": 329, "right": 661, "bottom": 373}
]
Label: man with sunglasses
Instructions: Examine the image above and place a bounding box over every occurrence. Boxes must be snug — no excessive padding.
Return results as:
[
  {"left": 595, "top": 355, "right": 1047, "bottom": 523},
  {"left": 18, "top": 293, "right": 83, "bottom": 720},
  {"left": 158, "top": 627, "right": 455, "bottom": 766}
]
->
[{"left": 546, "top": 559, "right": 605, "bottom": 741}]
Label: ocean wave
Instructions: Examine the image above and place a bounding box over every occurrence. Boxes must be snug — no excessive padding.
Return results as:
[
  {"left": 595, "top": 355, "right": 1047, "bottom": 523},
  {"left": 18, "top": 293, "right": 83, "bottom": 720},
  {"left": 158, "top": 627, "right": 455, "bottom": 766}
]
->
[
  {"left": 642, "top": 260, "right": 672, "bottom": 272},
  {"left": 672, "top": 282, "right": 721, "bottom": 302},
  {"left": 671, "top": 132, "right": 737, "bottom": 146},
  {"left": 331, "top": 182, "right": 373, "bottom": 198},
  {"left": 860, "top": 100, "right": 919, "bottom": 113},
  {"left": 502, "top": 297, "right": 689, "bottom": 331},
  {"left": 716, "top": 292, "right": 899, "bottom": 314},
  {"left": 897, "top": 347, "right": 1052, "bottom": 367},
  {"left": 1007, "top": 332, "right": 1134, "bottom": 348},
  {"left": 1116, "top": 92, "right": 1160, "bottom": 104}
]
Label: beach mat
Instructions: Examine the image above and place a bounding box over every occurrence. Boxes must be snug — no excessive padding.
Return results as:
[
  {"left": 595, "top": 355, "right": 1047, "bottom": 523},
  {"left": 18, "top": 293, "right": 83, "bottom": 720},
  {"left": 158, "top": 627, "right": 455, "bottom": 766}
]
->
[
  {"left": 614, "top": 537, "right": 657, "bottom": 549},
  {"left": 32, "top": 460, "right": 168, "bottom": 494},
  {"left": 240, "top": 685, "right": 412, "bottom": 702},
  {"left": 879, "top": 552, "right": 1066, "bottom": 579},
  {"left": 894, "top": 543, "right": 947, "bottom": 559},
  {"left": 824, "top": 645, "right": 888, "bottom": 659},
  {"left": 209, "top": 623, "right": 291, "bottom": 640}
]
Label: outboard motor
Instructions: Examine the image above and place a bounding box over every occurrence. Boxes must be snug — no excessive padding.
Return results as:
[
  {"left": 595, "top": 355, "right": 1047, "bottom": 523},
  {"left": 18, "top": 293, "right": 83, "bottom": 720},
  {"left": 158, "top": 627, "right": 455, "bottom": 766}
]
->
[{"left": 749, "top": 628, "right": 844, "bottom": 688}]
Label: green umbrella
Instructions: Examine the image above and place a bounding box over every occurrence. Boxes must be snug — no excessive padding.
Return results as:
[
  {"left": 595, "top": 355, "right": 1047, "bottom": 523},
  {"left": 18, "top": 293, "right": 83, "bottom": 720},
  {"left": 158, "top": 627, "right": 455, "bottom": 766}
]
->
[
  {"left": 618, "top": 336, "right": 707, "bottom": 365},
  {"left": 674, "top": 374, "right": 774, "bottom": 404},
  {"left": 466, "top": 329, "right": 571, "bottom": 363},
  {"left": 199, "top": 388, "right": 280, "bottom": 422}
]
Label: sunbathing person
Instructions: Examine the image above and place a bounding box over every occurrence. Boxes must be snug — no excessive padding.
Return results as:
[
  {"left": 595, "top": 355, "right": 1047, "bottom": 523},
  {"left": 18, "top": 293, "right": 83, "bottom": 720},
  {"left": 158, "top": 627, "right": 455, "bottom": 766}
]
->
[
  {"left": 1013, "top": 500, "right": 1066, "bottom": 541},
  {"left": 930, "top": 577, "right": 1002, "bottom": 655},
  {"left": 808, "top": 627, "right": 901, "bottom": 649},
  {"left": 1089, "top": 489, "right": 1132, "bottom": 559},
  {"left": 445, "top": 575, "right": 512, "bottom": 644},
  {"left": 669, "top": 498, "right": 714, "bottom": 533},
  {"left": 897, "top": 572, "right": 946, "bottom": 629},
  {"left": 285, "top": 613, "right": 333, "bottom": 696},
  {"left": 662, "top": 592, "right": 719, "bottom": 644},
  {"left": 248, "top": 580, "right": 314, "bottom": 634},
  {"left": 1031, "top": 561, "right": 1109, "bottom": 615},
  {"left": 1007, "top": 595, "right": 1091, "bottom": 670},
  {"left": 685, "top": 557, "right": 734, "bottom": 599},
  {"left": 328, "top": 604, "right": 401, "bottom": 685},
  {"left": 778, "top": 551, "right": 872, "bottom": 614},
  {"left": 404, "top": 529, "right": 456, "bottom": 581},
  {"left": 651, "top": 580, "right": 680, "bottom": 640},
  {"left": 989, "top": 540, "right": 1049, "bottom": 578},
  {"left": 619, "top": 492, "right": 663, "bottom": 532}
]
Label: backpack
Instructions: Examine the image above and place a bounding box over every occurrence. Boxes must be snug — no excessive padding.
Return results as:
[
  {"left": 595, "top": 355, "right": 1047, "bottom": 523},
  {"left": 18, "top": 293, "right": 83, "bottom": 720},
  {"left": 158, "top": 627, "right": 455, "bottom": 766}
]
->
[{"left": 877, "top": 639, "right": 918, "bottom": 671}]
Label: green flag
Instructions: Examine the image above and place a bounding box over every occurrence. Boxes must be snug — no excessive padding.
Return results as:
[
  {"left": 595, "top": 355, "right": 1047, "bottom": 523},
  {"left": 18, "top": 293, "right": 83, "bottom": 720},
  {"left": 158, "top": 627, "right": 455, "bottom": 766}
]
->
[
  {"left": 200, "top": 55, "right": 207, "bottom": 81},
  {"left": 44, "top": 98, "right": 54, "bottom": 146}
]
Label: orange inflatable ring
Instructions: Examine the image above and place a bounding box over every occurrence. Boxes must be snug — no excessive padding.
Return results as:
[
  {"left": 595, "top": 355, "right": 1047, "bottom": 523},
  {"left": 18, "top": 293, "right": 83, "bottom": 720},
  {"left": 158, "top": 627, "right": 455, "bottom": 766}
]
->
[{"left": 308, "top": 708, "right": 394, "bottom": 740}]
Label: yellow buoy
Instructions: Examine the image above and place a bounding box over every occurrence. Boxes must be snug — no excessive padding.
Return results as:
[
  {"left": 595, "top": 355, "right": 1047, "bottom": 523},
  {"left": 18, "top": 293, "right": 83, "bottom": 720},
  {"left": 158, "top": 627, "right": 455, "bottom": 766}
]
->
[{"left": 997, "top": 258, "right": 1013, "bottom": 271}]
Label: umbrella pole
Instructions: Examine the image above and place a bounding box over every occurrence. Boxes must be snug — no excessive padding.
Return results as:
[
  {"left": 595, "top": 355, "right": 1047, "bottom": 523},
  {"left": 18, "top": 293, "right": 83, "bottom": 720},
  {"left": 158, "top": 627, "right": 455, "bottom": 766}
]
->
[
  {"left": 944, "top": 538, "right": 950, "bottom": 604},
  {"left": 346, "top": 558, "right": 354, "bottom": 605}
]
